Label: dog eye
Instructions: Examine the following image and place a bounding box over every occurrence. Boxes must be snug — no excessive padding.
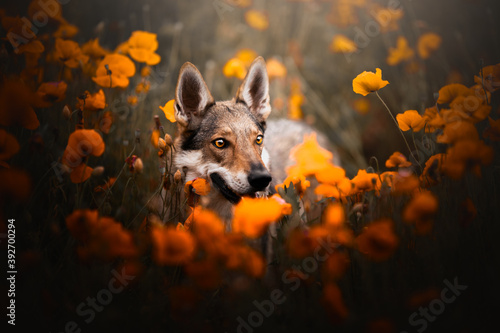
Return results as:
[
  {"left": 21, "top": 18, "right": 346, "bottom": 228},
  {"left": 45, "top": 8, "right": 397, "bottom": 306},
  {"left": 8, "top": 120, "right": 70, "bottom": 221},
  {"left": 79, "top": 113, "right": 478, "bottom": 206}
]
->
[
  {"left": 213, "top": 138, "right": 226, "bottom": 149},
  {"left": 255, "top": 135, "right": 263, "bottom": 145}
]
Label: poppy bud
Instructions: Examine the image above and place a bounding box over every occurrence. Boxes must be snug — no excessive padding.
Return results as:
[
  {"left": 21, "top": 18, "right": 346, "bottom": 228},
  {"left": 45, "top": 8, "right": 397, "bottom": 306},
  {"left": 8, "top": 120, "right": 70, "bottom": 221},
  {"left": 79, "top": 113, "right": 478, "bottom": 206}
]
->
[
  {"left": 158, "top": 138, "right": 167, "bottom": 151},
  {"left": 62, "top": 105, "right": 71, "bottom": 120},
  {"left": 92, "top": 166, "right": 105, "bottom": 176},
  {"left": 164, "top": 134, "right": 173, "bottom": 146},
  {"left": 174, "top": 169, "right": 182, "bottom": 183},
  {"left": 133, "top": 158, "right": 144, "bottom": 173}
]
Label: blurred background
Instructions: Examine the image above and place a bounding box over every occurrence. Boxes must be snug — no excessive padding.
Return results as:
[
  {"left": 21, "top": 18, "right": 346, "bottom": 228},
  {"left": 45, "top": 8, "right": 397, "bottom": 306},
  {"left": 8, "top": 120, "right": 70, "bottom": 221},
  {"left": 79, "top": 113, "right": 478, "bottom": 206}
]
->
[{"left": 4, "top": 0, "right": 498, "bottom": 174}]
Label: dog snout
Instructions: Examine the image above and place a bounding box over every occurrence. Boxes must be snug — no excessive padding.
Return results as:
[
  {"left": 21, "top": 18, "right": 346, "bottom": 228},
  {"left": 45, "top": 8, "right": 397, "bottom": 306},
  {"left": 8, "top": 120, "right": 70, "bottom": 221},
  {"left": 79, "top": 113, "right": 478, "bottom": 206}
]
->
[{"left": 247, "top": 164, "right": 272, "bottom": 191}]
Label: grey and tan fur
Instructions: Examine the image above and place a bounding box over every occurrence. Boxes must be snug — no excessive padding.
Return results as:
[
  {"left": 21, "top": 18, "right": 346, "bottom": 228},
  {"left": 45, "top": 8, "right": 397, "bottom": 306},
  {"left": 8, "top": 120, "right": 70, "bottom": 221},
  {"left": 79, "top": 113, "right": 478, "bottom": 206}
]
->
[{"left": 169, "top": 56, "right": 336, "bottom": 224}]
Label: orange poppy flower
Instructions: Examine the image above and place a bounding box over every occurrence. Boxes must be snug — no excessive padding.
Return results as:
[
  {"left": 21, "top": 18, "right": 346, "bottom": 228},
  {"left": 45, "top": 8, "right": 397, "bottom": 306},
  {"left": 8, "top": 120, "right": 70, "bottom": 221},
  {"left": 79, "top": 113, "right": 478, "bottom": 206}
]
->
[
  {"left": 286, "top": 132, "right": 334, "bottom": 178},
  {"left": 385, "top": 151, "right": 412, "bottom": 168},
  {"left": 330, "top": 34, "right": 358, "bottom": 54},
  {"left": 127, "top": 95, "right": 138, "bottom": 106},
  {"left": 315, "top": 163, "right": 346, "bottom": 185},
  {"left": 17, "top": 40, "right": 44, "bottom": 55},
  {"left": 33, "top": 81, "right": 68, "bottom": 108},
  {"left": 403, "top": 191, "right": 438, "bottom": 235},
  {"left": 159, "top": 99, "right": 176, "bottom": 123},
  {"left": 266, "top": 58, "right": 287, "bottom": 79},
  {"left": 135, "top": 81, "right": 150, "bottom": 94},
  {"left": 232, "top": 197, "right": 284, "bottom": 238},
  {"left": 151, "top": 226, "right": 196, "bottom": 265},
  {"left": 53, "top": 20, "right": 79, "bottom": 39},
  {"left": 441, "top": 139, "right": 493, "bottom": 179},
  {"left": 0, "top": 129, "right": 20, "bottom": 165},
  {"left": 436, "top": 83, "right": 472, "bottom": 104},
  {"left": 236, "top": 49, "right": 258, "bottom": 67},
  {"left": 62, "top": 129, "right": 105, "bottom": 183},
  {"left": 417, "top": 33, "right": 442, "bottom": 59},
  {"left": 276, "top": 174, "right": 311, "bottom": 197},
  {"left": 0, "top": 79, "right": 39, "bottom": 130},
  {"left": 54, "top": 38, "right": 88, "bottom": 68},
  {"left": 396, "top": 110, "right": 424, "bottom": 132},
  {"left": 127, "top": 30, "right": 161, "bottom": 65},
  {"left": 66, "top": 209, "right": 137, "bottom": 260},
  {"left": 379, "top": 171, "right": 398, "bottom": 188},
  {"left": 386, "top": 36, "right": 415, "bottom": 66},
  {"left": 99, "top": 111, "right": 113, "bottom": 134},
  {"left": 81, "top": 38, "right": 110, "bottom": 59},
  {"left": 245, "top": 10, "right": 269, "bottom": 31},
  {"left": 484, "top": 116, "right": 500, "bottom": 141},
  {"left": 77, "top": 89, "right": 106, "bottom": 111},
  {"left": 352, "top": 97, "right": 371, "bottom": 114},
  {"left": 356, "top": 219, "right": 398, "bottom": 261},
  {"left": 323, "top": 203, "right": 345, "bottom": 228},
  {"left": 189, "top": 208, "right": 225, "bottom": 245},
  {"left": 437, "top": 121, "right": 479, "bottom": 144},
  {"left": 372, "top": 5, "right": 403, "bottom": 32},
  {"left": 420, "top": 153, "right": 445, "bottom": 187},
  {"left": 391, "top": 174, "right": 420, "bottom": 195},
  {"left": 352, "top": 68, "right": 389, "bottom": 96},
  {"left": 327, "top": 1, "right": 358, "bottom": 28},
  {"left": 184, "top": 178, "right": 211, "bottom": 196},
  {"left": 141, "top": 66, "right": 152, "bottom": 77},
  {"left": 270, "top": 194, "right": 292, "bottom": 215},
  {"left": 351, "top": 169, "right": 381, "bottom": 193},
  {"left": 315, "top": 177, "right": 354, "bottom": 201},
  {"left": 223, "top": 58, "right": 247, "bottom": 80},
  {"left": 93, "top": 54, "right": 136, "bottom": 88},
  {"left": 321, "top": 283, "right": 349, "bottom": 323},
  {"left": 288, "top": 92, "right": 304, "bottom": 120}
]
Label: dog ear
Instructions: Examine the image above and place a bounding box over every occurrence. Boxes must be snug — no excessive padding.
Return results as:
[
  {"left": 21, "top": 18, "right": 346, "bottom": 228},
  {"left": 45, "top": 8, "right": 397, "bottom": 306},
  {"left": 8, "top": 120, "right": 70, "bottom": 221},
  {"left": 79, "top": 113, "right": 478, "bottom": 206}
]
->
[
  {"left": 175, "top": 62, "right": 214, "bottom": 128},
  {"left": 236, "top": 56, "right": 271, "bottom": 122}
]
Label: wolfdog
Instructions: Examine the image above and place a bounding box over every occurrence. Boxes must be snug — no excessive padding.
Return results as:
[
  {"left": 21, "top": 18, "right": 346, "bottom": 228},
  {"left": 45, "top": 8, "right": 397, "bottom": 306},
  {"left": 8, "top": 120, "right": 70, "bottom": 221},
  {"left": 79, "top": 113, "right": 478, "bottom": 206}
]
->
[{"left": 170, "top": 56, "right": 332, "bottom": 223}]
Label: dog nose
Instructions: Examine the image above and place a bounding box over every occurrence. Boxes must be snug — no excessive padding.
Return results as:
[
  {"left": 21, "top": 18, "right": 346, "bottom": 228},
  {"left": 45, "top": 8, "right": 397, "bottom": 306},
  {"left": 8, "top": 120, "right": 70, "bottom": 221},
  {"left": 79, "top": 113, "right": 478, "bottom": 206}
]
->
[{"left": 248, "top": 167, "right": 272, "bottom": 191}]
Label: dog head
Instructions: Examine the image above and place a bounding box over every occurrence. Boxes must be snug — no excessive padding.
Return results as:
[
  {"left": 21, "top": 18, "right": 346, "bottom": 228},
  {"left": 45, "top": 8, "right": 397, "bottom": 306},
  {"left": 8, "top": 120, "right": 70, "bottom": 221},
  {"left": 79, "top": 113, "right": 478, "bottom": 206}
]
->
[{"left": 173, "top": 57, "right": 272, "bottom": 204}]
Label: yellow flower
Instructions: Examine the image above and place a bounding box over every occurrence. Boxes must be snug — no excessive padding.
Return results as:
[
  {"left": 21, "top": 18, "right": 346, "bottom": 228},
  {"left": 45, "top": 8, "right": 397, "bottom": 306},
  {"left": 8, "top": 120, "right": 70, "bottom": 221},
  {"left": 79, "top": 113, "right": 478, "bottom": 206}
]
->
[
  {"left": 54, "top": 38, "right": 89, "bottom": 68},
  {"left": 159, "top": 99, "right": 176, "bottom": 123},
  {"left": 232, "top": 197, "right": 284, "bottom": 239},
  {"left": 417, "top": 33, "right": 442, "bottom": 59},
  {"left": 223, "top": 58, "right": 247, "bottom": 80},
  {"left": 127, "top": 31, "right": 161, "bottom": 65},
  {"left": 92, "top": 54, "right": 136, "bottom": 88},
  {"left": 245, "top": 10, "right": 269, "bottom": 31},
  {"left": 330, "top": 34, "right": 358, "bottom": 54},
  {"left": 286, "top": 132, "right": 334, "bottom": 178},
  {"left": 396, "top": 110, "right": 424, "bottom": 132},
  {"left": 266, "top": 58, "right": 287, "bottom": 79},
  {"left": 403, "top": 191, "right": 438, "bottom": 235},
  {"left": 356, "top": 219, "right": 399, "bottom": 261},
  {"left": 151, "top": 226, "right": 196, "bottom": 266},
  {"left": 385, "top": 151, "right": 412, "bottom": 168},
  {"left": 352, "top": 68, "right": 389, "bottom": 96},
  {"left": 386, "top": 36, "right": 415, "bottom": 66}
]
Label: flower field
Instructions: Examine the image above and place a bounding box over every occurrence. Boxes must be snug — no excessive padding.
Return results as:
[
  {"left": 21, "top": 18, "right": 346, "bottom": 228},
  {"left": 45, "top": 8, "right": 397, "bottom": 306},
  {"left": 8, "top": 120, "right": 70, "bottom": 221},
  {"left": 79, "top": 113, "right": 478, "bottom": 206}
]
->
[{"left": 1, "top": 0, "right": 499, "bottom": 332}]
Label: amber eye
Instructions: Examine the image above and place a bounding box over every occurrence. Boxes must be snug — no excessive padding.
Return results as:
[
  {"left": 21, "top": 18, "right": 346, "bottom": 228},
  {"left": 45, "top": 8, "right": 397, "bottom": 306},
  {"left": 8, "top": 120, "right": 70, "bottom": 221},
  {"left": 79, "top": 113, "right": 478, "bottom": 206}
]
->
[
  {"left": 256, "top": 135, "right": 263, "bottom": 145},
  {"left": 213, "top": 138, "right": 226, "bottom": 149}
]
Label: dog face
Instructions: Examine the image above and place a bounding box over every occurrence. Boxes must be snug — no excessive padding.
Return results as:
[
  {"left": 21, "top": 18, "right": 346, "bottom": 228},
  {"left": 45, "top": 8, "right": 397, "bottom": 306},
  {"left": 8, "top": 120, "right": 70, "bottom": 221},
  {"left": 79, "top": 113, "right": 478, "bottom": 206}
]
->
[{"left": 173, "top": 57, "right": 272, "bottom": 204}]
